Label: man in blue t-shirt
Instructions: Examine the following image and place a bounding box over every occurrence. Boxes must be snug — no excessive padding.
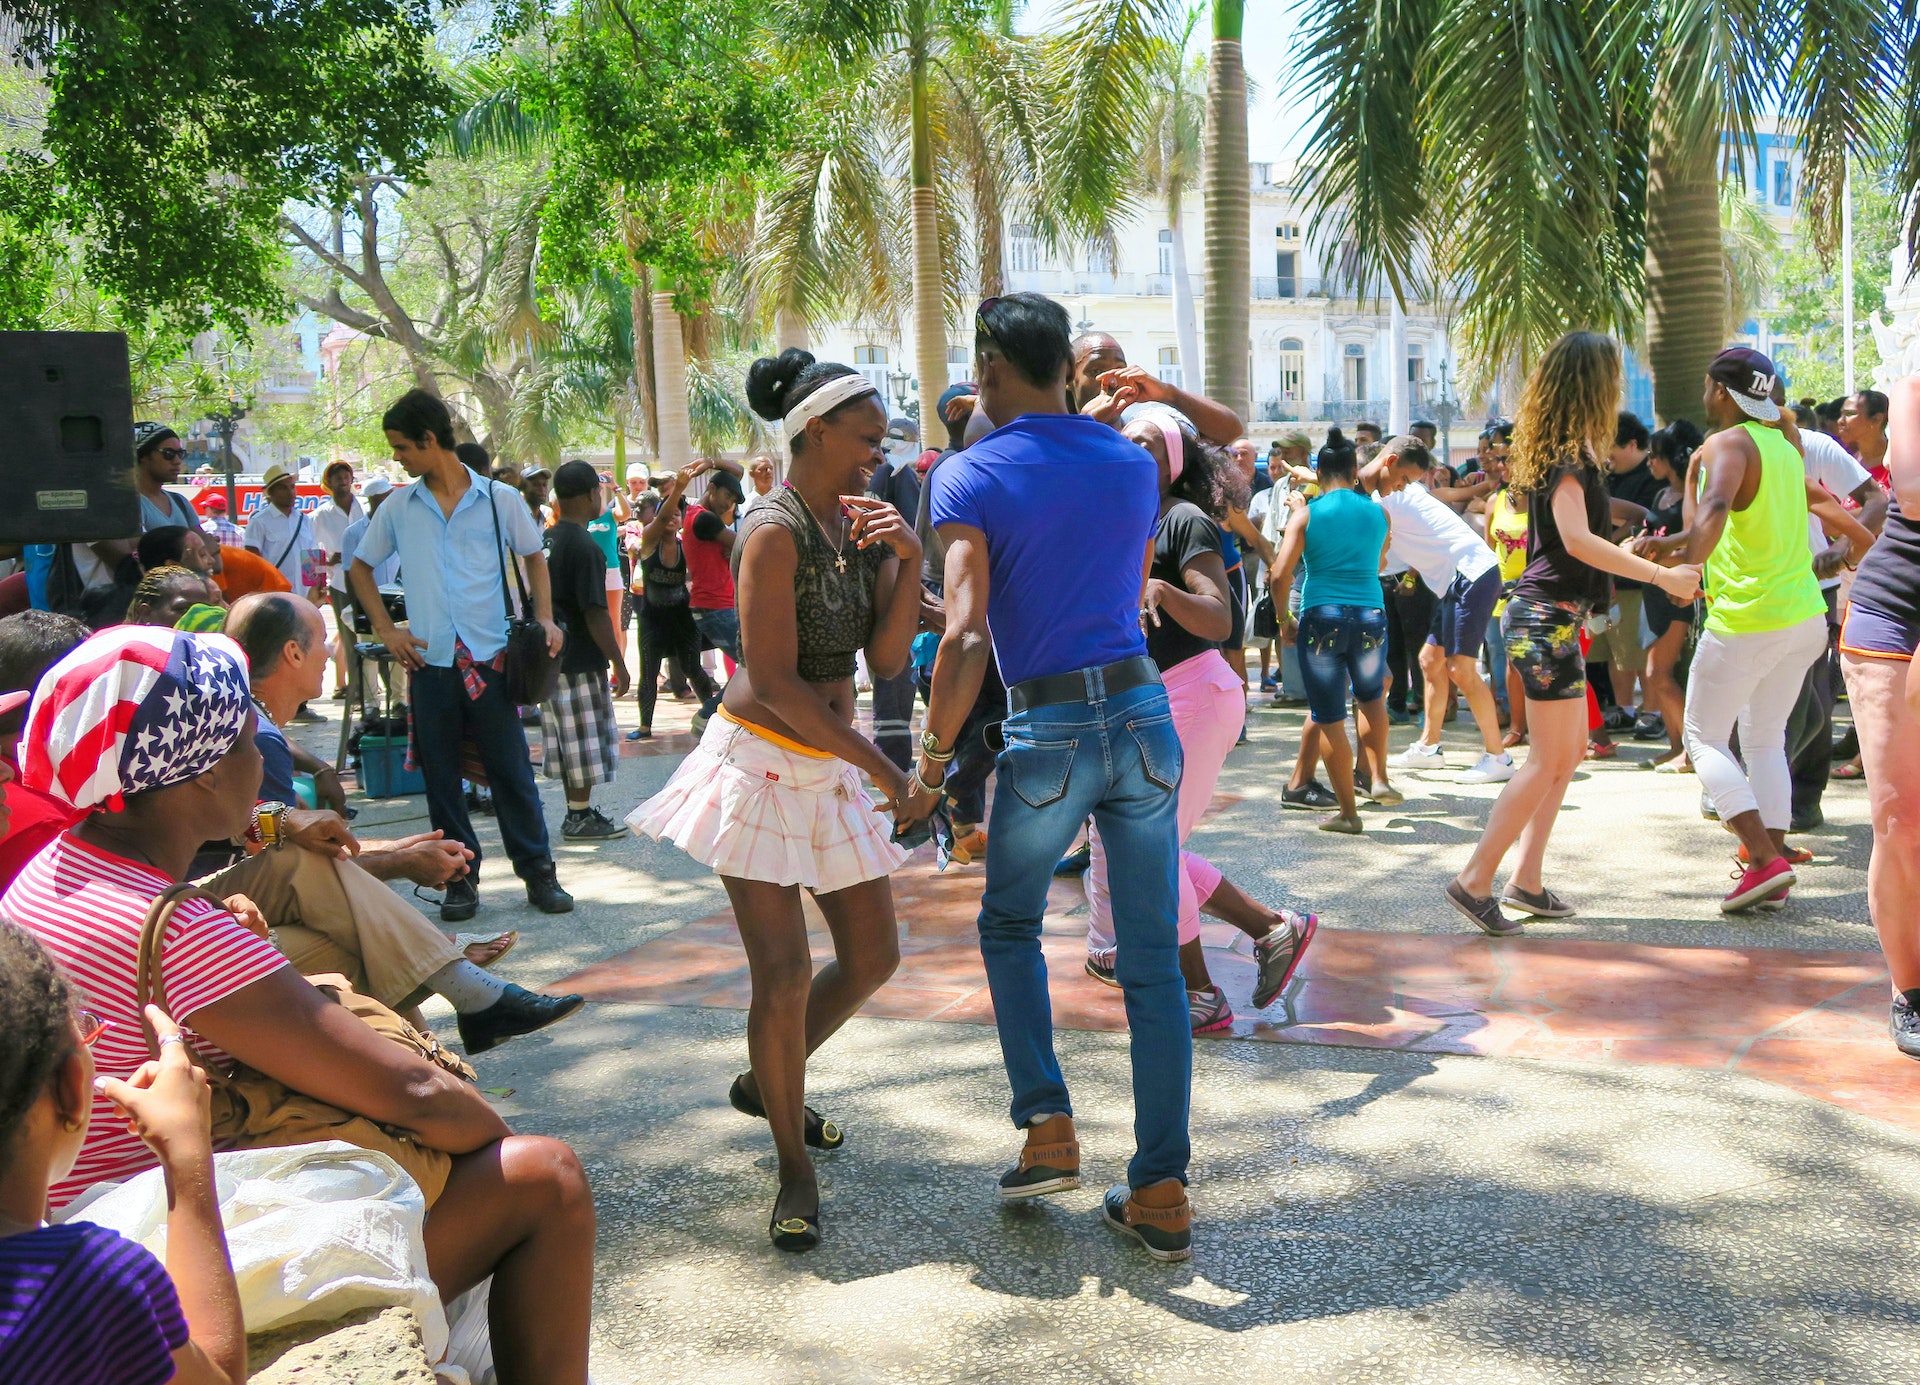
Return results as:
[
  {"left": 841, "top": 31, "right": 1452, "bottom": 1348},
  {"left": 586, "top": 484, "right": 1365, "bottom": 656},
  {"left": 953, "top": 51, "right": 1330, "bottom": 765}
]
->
[{"left": 903, "top": 292, "right": 1194, "bottom": 1263}]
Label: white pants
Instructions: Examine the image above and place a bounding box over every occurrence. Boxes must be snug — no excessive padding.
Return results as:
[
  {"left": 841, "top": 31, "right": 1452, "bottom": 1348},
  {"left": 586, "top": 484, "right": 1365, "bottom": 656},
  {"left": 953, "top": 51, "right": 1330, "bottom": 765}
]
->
[{"left": 1682, "top": 615, "right": 1826, "bottom": 830}]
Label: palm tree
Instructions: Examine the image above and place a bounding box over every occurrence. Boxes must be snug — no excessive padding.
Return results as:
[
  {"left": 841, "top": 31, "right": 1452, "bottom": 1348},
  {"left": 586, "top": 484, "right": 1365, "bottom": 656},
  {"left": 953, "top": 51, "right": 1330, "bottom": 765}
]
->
[
  {"left": 1141, "top": 9, "right": 1207, "bottom": 390},
  {"left": 1202, "top": 0, "right": 1249, "bottom": 423},
  {"left": 1291, "top": 0, "right": 1910, "bottom": 420},
  {"left": 758, "top": 0, "right": 1166, "bottom": 428}
]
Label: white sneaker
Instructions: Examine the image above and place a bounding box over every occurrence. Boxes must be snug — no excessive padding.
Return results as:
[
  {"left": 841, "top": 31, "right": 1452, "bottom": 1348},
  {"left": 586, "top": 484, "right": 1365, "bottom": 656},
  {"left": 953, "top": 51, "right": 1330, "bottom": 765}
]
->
[
  {"left": 1394, "top": 740, "right": 1445, "bottom": 769},
  {"left": 1460, "top": 751, "right": 1516, "bottom": 784}
]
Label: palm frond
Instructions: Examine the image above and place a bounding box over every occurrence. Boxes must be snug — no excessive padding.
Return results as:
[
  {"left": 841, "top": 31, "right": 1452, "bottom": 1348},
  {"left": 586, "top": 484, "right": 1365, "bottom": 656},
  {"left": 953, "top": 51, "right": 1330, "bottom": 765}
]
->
[
  {"left": 443, "top": 53, "right": 558, "bottom": 158},
  {"left": 1290, "top": 0, "right": 1439, "bottom": 304},
  {"left": 1778, "top": 0, "right": 1903, "bottom": 256},
  {"left": 1719, "top": 178, "right": 1779, "bottom": 335}
]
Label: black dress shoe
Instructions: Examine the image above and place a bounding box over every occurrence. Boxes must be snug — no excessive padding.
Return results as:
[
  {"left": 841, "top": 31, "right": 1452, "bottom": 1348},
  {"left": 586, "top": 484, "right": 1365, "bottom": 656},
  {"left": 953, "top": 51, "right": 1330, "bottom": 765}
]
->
[
  {"left": 525, "top": 866, "right": 574, "bottom": 914},
  {"left": 1790, "top": 805, "right": 1824, "bottom": 833},
  {"left": 440, "top": 876, "right": 479, "bottom": 923},
  {"left": 457, "top": 983, "right": 585, "bottom": 1054}
]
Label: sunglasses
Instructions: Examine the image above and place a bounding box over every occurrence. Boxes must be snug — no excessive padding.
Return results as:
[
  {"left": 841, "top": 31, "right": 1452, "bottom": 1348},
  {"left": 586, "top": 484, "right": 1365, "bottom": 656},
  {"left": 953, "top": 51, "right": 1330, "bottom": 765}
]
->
[
  {"left": 75, "top": 1010, "right": 107, "bottom": 1046},
  {"left": 156, "top": 447, "right": 185, "bottom": 461}
]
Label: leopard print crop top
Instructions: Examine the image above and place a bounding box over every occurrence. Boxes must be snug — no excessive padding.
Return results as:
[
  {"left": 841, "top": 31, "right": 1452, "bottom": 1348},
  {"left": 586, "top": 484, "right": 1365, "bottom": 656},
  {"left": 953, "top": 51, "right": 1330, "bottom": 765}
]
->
[{"left": 733, "top": 485, "right": 887, "bottom": 682}]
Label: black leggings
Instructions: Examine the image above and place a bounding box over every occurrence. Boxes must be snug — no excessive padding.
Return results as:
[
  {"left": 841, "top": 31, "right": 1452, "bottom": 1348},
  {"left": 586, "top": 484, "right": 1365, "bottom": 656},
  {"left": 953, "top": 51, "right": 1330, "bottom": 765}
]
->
[{"left": 638, "top": 601, "right": 717, "bottom": 727}]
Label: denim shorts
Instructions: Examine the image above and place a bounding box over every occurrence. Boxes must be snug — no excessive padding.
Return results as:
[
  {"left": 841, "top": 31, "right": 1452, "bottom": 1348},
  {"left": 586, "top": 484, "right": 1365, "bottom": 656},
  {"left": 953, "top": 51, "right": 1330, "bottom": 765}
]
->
[
  {"left": 1295, "top": 604, "right": 1388, "bottom": 723},
  {"left": 1428, "top": 566, "right": 1502, "bottom": 658},
  {"left": 691, "top": 606, "right": 741, "bottom": 663}
]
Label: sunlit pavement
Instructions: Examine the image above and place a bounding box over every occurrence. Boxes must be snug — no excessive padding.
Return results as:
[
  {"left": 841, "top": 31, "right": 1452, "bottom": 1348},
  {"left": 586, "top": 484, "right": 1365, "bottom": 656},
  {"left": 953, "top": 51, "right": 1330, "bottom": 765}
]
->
[{"left": 292, "top": 683, "right": 1920, "bottom": 1383}]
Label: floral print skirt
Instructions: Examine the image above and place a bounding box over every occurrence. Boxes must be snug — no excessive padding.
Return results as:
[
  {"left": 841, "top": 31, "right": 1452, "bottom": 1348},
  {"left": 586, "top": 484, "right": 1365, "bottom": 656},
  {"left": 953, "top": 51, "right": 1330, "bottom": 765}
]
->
[{"left": 1503, "top": 597, "right": 1588, "bottom": 702}]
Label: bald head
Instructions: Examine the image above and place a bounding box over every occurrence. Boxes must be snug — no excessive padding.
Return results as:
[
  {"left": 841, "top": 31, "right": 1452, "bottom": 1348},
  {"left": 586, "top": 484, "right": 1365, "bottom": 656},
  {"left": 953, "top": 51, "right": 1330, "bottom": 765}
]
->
[
  {"left": 1069, "top": 332, "right": 1126, "bottom": 410},
  {"left": 227, "top": 591, "right": 324, "bottom": 688}
]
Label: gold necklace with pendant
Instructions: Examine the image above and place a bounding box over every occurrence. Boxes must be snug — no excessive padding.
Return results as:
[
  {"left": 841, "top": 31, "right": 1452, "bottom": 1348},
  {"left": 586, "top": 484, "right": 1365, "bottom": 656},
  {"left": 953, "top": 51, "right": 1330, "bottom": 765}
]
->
[{"left": 786, "top": 483, "right": 848, "bottom": 574}]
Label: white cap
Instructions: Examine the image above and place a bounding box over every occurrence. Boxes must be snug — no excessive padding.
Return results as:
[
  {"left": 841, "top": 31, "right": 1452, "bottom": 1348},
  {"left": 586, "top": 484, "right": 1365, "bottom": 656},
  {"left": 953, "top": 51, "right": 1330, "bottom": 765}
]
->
[{"left": 360, "top": 476, "right": 395, "bottom": 498}]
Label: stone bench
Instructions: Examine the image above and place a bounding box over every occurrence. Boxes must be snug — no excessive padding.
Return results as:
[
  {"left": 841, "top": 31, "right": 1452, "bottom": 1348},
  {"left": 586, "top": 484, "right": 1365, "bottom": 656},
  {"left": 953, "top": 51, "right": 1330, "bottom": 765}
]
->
[{"left": 246, "top": 1305, "right": 437, "bottom": 1384}]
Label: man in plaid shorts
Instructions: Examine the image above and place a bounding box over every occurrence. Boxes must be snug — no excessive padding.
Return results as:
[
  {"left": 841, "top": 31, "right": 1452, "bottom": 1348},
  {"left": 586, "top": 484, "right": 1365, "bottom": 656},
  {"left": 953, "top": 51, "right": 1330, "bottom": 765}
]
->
[{"left": 542, "top": 461, "right": 633, "bottom": 838}]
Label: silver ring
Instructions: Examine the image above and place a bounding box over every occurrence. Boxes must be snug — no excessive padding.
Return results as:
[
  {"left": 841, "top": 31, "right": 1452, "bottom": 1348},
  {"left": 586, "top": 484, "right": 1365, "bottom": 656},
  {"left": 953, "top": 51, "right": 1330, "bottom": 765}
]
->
[{"left": 157, "top": 1034, "right": 186, "bottom": 1048}]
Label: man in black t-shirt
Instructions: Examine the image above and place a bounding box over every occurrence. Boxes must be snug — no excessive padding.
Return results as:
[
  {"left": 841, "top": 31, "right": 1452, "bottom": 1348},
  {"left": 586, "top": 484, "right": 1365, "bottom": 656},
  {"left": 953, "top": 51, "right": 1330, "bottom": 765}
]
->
[
  {"left": 1601, "top": 410, "right": 1663, "bottom": 732},
  {"left": 541, "top": 461, "right": 633, "bottom": 839}
]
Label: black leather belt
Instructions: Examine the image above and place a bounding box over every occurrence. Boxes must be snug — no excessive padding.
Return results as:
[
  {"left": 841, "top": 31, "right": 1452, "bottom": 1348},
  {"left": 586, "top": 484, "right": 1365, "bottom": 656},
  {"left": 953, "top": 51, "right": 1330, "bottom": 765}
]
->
[{"left": 1007, "top": 655, "right": 1162, "bottom": 714}]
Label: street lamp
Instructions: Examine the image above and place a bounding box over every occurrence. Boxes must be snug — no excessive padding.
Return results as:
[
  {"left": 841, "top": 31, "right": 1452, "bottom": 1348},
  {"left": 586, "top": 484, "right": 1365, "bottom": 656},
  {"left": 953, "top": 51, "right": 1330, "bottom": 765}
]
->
[
  {"left": 888, "top": 365, "right": 911, "bottom": 415},
  {"left": 1430, "top": 360, "right": 1462, "bottom": 470},
  {"left": 206, "top": 388, "right": 249, "bottom": 516}
]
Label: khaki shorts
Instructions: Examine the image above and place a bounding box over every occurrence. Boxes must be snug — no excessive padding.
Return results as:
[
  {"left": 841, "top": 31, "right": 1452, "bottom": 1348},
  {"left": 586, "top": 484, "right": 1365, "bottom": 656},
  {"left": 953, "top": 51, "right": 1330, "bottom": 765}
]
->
[{"left": 1598, "top": 587, "right": 1647, "bottom": 668}]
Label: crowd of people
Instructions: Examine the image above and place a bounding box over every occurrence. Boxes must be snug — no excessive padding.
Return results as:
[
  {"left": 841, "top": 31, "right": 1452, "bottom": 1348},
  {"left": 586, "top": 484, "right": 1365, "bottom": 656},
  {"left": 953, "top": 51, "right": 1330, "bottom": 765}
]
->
[{"left": 0, "top": 283, "right": 1913, "bottom": 1380}]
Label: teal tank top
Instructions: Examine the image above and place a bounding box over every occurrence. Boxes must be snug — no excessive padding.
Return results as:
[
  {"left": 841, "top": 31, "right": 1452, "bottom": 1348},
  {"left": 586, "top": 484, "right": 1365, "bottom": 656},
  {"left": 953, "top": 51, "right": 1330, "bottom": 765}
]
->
[{"left": 1300, "top": 487, "right": 1389, "bottom": 610}]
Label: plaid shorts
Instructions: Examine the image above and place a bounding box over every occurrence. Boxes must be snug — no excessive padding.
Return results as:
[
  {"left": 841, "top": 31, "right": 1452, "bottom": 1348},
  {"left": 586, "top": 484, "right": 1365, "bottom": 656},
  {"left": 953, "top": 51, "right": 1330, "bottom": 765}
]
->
[{"left": 540, "top": 669, "right": 620, "bottom": 792}]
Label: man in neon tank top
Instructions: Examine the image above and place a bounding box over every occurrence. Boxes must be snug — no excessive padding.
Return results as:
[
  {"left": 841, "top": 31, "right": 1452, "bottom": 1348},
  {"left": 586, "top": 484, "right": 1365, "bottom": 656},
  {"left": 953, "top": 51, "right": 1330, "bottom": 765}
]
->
[{"left": 1683, "top": 348, "right": 1831, "bottom": 911}]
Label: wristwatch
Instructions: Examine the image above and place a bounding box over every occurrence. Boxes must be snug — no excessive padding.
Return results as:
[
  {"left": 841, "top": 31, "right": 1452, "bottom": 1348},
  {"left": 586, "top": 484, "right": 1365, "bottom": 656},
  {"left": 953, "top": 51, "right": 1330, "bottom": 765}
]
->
[
  {"left": 247, "top": 801, "right": 289, "bottom": 849},
  {"left": 919, "top": 729, "right": 954, "bottom": 763}
]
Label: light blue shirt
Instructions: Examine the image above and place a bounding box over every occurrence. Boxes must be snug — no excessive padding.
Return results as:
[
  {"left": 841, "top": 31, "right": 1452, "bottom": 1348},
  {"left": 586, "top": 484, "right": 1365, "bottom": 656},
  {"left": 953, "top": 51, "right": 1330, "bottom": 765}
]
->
[
  {"left": 355, "top": 469, "right": 543, "bottom": 667},
  {"left": 340, "top": 516, "right": 399, "bottom": 588}
]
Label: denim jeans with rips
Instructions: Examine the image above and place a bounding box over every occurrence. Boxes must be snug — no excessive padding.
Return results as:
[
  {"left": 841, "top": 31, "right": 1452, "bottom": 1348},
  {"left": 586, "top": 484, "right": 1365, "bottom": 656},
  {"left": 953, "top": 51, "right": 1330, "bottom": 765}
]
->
[{"left": 978, "top": 675, "right": 1192, "bottom": 1189}]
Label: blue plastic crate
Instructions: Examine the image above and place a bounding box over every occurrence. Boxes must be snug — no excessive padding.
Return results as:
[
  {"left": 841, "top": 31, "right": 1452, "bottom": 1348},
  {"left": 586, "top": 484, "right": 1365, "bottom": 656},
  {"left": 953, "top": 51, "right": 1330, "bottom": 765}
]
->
[{"left": 358, "top": 734, "right": 424, "bottom": 798}]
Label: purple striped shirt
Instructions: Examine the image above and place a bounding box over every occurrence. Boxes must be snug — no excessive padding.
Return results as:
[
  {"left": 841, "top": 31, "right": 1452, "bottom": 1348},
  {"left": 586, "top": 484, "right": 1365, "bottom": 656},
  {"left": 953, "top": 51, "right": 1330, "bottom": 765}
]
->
[{"left": 0, "top": 1221, "right": 185, "bottom": 1383}]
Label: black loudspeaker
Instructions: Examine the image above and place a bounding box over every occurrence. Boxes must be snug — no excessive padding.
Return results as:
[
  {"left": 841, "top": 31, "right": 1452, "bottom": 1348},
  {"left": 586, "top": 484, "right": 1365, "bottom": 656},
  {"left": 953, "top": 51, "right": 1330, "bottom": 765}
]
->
[{"left": 0, "top": 331, "right": 139, "bottom": 543}]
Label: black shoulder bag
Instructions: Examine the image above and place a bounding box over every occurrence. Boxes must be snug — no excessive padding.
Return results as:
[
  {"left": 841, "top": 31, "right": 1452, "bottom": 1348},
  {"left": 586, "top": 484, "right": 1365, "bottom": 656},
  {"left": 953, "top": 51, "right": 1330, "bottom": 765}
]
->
[{"left": 486, "top": 482, "right": 561, "bottom": 705}]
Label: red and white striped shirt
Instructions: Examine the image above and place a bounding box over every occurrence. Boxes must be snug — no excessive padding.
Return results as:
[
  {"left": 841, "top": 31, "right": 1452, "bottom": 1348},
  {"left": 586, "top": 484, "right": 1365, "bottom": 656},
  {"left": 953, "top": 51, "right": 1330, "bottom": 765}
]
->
[{"left": 2, "top": 833, "right": 289, "bottom": 1208}]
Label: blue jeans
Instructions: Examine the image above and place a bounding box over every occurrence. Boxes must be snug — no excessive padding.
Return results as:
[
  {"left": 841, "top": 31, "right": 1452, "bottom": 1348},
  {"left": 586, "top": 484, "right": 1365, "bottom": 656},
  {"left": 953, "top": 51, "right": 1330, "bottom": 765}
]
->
[
  {"left": 1295, "top": 605, "right": 1387, "bottom": 724},
  {"left": 1486, "top": 608, "right": 1509, "bottom": 712},
  {"left": 691, "top": 606, "right": 741, "bottom": 664},
  {"left": 979, "top": 677, "right": 1192, "bottom": 1189},
  {"left": 411, "top": 662, "right": 553, "bottom": 882}
]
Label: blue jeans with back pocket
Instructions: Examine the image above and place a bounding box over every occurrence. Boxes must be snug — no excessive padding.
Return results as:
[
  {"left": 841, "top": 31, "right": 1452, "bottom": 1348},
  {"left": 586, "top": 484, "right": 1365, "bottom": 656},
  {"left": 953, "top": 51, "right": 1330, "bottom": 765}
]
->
[
  {"left": 1295, "top": 604, "right": 1388, "bottom": 724},
  {"left": 978, "top": 676, "right": 1191, "bottom": 1189}
]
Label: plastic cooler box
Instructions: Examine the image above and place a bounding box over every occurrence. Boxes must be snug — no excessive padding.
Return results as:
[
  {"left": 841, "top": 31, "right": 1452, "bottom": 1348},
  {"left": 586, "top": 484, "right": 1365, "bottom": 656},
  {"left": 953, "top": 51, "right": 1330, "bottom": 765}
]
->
[{"left": 358, "top": 734, "right": 424, "bottom": 798}]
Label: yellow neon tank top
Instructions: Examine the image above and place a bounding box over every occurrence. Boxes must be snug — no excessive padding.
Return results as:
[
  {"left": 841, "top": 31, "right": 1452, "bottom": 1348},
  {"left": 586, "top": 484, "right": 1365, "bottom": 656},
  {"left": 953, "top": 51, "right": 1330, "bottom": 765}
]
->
[{"left": 1700, "top": 422, "right": 1824, "bottom": 635}]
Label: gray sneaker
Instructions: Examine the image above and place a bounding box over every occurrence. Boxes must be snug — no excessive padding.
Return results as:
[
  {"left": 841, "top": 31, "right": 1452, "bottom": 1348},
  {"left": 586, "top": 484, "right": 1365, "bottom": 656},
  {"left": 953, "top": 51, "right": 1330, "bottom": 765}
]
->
[{"left": 1251, "top": 909, "right": 1318, "bottom": 1009}]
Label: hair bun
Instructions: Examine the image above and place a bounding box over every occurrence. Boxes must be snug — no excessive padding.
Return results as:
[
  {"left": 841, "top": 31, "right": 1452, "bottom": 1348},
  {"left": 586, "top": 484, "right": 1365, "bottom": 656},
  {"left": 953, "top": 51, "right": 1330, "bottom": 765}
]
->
[{"left": 746, "top": 348, "right": 818, "bottom": 422}]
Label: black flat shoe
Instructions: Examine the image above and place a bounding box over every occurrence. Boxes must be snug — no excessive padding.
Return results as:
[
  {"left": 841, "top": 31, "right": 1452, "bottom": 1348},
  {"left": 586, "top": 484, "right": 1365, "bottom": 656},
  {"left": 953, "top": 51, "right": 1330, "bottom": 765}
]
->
[
  {"left": 729, "top": 1073, "right": 844, "bottom": 1150},
  {"left": 769, "top": 1208, "right": 820, "bottom": 1252},
  {"left": 457, "top": 984, "right": 585, "bottom": 1054}
]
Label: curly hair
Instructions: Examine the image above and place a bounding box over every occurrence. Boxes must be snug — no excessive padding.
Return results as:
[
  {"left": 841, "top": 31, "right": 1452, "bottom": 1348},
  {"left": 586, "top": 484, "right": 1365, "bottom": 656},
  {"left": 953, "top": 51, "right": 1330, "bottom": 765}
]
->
[
  {"left": 1508, "top": 331, "right": 1622, "bottom": 495},
  {"left": 1165, "top": 422, "right": 1249, "bottom": 520},
  {"left": 0, "top": 926, "right": 76, "bottom": 1161}
]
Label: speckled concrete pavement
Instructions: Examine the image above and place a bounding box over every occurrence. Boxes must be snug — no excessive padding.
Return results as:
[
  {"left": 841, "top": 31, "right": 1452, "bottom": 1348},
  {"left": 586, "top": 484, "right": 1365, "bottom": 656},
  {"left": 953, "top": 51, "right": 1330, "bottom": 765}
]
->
[{"left": 288, "top": 690, "right": 1920, "bottom": 1384}]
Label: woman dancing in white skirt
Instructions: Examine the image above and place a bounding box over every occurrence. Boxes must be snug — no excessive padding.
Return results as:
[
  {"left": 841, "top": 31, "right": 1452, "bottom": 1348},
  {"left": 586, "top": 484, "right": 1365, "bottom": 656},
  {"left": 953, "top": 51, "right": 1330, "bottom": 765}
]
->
[{"left": 629, "top": 349, "right": 922, "bottom": 1251}]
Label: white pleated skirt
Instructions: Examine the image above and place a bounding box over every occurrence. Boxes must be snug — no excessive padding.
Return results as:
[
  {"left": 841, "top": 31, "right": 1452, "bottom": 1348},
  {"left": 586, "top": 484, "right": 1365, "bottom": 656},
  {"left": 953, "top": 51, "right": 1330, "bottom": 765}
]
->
[{"left": 626, "top": 716, "right": 908, "bottom": 894}]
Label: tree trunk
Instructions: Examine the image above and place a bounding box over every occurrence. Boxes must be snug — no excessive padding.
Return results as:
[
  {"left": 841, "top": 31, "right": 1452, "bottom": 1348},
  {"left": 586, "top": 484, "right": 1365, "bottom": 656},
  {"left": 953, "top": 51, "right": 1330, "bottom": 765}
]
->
[
  {"left": 908, "top": 17, "right": 948, "bottom": 434},
  {"left": 1388, "top": 299, "right": 1408, "bottom": 433},
  {"left": 1169, "top": 207, "right": 1202, "bottom": 395},
  {"left": 775, "top": 305, "right": 809, "bottom": 353},
  {"left": 652, "top": 289, "right": 693, "bottom": 476},
  {"left": 1644, "top": 103, "right": 1726, "bottom": 425},
  {"left": 1202, "top": 3, "right": 1250, "bottom": 429},
  {"left": 632, "top": 274, "right": 658, "bottom": 466}
]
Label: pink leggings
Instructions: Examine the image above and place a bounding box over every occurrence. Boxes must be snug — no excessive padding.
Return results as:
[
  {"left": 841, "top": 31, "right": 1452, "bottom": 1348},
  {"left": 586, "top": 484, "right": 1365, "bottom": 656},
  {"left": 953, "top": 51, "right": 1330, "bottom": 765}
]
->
[{"left": 1086, "top": 650, "right": 1245, "bottom": 953}]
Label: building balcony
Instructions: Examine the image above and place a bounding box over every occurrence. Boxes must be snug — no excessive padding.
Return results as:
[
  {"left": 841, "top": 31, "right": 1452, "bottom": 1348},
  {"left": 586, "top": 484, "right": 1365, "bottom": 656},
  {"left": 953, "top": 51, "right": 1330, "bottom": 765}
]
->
[
  {"left": 1005, "top": 269, "right": 1068, "bottom": 294},
  {"left": 1072, "top": 272, "right": 1136, "bottom": 296},
  {"left": 1253, "top": 276, "right": 1335, "bottom": 300},
  {"left": 1145, "top": 274, "right": 1172, "bottom": 296},
  {"left": 1315, "top": 398, "right": 1394, "bottom": 424}
]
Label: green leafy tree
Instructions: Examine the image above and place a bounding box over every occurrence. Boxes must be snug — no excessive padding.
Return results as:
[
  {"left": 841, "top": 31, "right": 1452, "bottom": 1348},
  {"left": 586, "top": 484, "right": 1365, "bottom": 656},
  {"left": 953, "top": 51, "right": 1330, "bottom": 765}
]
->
[
  {"left": 1770, "top": 173, "right": 1899, "bottom": 400},
  {"left": 2, "top": 0, "right": 454, "bottom": 329}
]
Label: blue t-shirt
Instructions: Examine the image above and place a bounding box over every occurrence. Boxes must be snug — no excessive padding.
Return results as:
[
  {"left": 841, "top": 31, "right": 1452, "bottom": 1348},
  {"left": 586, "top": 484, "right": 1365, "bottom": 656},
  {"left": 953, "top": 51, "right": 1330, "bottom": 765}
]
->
[
  {"left": 255, "top": 709, "right": 297, "bottom": 805},
  {"left": 929, "top": 414, "right": 1157, "bottom": 687},
  {"left": 1300, "top": 487, "right": 1389, "bottom": 611}
]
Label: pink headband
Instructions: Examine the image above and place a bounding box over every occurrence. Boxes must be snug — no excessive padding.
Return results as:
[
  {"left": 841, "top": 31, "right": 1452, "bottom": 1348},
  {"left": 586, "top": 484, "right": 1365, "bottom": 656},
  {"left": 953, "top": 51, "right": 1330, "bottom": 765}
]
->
[{"left": 1155, "top": 417, "right": 1185, "bottom": 483}]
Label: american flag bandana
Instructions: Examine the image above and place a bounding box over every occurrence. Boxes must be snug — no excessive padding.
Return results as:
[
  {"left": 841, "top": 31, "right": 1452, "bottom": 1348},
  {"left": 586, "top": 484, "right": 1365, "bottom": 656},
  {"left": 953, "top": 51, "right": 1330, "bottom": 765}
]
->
[{"left": 19, "top": 627, "right": 253, "bottom": 814}]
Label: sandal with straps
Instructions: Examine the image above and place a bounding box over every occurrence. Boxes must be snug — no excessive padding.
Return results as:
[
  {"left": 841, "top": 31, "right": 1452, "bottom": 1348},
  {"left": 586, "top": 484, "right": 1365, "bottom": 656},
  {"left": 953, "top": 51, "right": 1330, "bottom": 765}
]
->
[
  {"left": 729, "top": 1073, "right": 844, "bottom": 1150},
  {"left": 998, "top": 1114, "right": 1080, "bottom": 1199}
]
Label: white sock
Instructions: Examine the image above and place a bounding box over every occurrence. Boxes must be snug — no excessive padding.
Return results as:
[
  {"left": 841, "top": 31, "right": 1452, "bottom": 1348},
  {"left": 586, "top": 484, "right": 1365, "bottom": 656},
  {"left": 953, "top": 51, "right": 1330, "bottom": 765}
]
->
[{"left": 427, "top": 959, "right": 508, "bottom": 1013}]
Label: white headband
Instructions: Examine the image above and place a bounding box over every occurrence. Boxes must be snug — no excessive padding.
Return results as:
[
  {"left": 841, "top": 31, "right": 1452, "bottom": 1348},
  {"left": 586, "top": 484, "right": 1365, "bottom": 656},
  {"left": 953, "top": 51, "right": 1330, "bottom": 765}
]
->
[{"left": 784, "top": 374, "right": 879, "bottom": 441}]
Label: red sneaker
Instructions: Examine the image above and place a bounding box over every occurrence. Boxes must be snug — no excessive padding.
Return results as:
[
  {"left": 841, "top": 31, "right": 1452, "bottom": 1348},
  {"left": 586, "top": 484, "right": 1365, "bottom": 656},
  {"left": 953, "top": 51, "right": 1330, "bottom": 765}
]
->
[{"left": 1723, "top": 856, "right": 1796, "bottom": 913}]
